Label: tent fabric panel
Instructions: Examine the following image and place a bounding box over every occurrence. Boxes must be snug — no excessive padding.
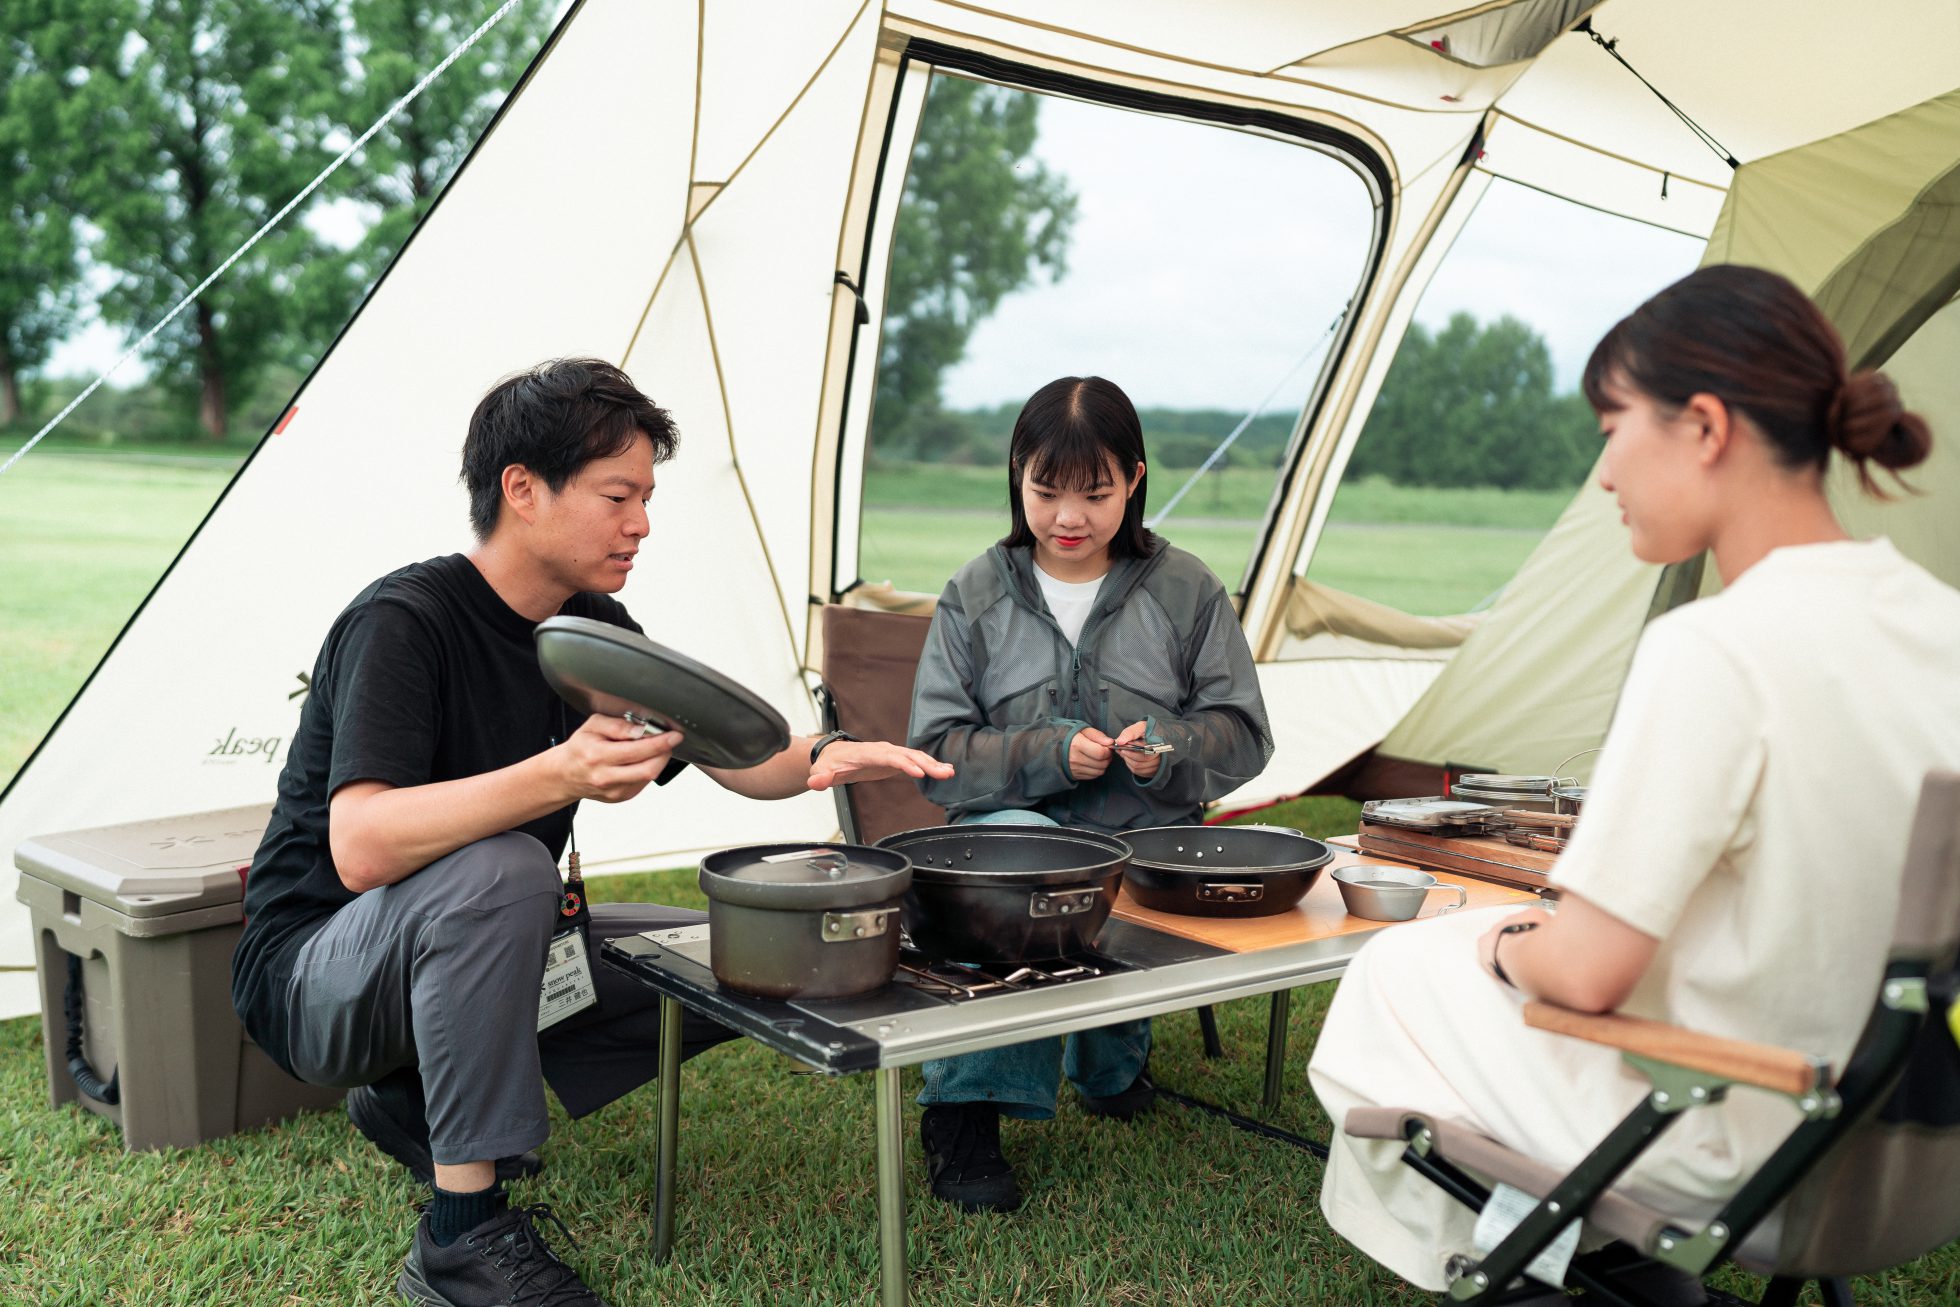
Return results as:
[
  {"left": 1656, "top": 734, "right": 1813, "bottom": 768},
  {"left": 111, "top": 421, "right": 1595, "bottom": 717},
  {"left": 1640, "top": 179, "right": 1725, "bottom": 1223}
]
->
[
  {"left": 1477, "top": 111, "right": 1725, "bottom": 238},
  {"left": 1376, "top": 476, "right": 1654, "bottom": 781},
  {"left": 602, "top": 251, "right": 834, "bottom": 862},
  {"left": 1704, "top": 90, "right": 1960, "bottom": 330},
  {"left": 0, "top": 0, "right": 701, "bottom": 991},
  {"left": 823, "top": 57, "right": 928, "bottom": 603},
  {"left": 885, "top": 0, "right": 1482, "bottom": 182},
  {"left": 692, "top": 0, "right": 871, "bottom": 182},
  {"left": 1215, "top": 657, "right": 1447, "bottom": 809},
  {"left": 687, "top": 3, "right": 883, "bottom": 657},
  {"left": 1281, "top": 32, "right": 1529, "bottom": 112},
  {"left": 1497, "top": 1, "right": 1960, "bottom": 171},
  {"left": 1281, "top": 578, "right": 1482, "bottom": 648},
  {"left": 1832, "top": 297, "right": 1960, "bottom": 592},
  {"left": 1253, "top": 163, "right": 1491, "bottom": 653},
  {"left": 889, "top": 1, "right": 1463, "bottom": 78},
  {"left": 1402, "top": 0, "right": 1599, "bottom": 70}
]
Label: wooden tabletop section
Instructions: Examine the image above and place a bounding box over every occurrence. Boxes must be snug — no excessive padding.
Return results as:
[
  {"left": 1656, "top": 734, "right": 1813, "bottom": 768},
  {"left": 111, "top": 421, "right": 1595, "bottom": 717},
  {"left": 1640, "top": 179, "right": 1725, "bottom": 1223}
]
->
[{"left": 1109, "top": 841, "right": 1540, "bottom": 954}]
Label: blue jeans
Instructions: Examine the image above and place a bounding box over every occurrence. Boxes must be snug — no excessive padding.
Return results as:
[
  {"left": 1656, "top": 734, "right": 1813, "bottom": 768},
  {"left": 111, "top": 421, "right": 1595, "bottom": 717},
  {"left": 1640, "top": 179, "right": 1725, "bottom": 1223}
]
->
[{"left": 915, "top": 809, "right": 1152, "bottom": 1120}]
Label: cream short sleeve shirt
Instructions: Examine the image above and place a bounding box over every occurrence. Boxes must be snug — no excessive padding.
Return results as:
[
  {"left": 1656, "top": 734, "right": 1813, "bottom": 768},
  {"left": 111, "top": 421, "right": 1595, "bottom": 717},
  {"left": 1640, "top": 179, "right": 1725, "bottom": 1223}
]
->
[{"left": 1550, "top": 539, "right": 1960, "bottom": 1071}]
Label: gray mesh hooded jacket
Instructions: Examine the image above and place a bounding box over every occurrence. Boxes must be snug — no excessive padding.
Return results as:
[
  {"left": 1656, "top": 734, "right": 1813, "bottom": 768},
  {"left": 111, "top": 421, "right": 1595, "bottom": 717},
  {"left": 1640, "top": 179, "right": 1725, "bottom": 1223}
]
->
[{"left": 907, "top": 541, "right": 1274, "bottom": 834}]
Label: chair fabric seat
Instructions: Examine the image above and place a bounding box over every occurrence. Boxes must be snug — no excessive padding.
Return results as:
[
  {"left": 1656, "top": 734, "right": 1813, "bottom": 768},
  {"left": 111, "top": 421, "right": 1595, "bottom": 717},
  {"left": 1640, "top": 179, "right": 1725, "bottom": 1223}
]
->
[{"left": 1341, "top": 1106, "right": 1785, "bottom": 1269}]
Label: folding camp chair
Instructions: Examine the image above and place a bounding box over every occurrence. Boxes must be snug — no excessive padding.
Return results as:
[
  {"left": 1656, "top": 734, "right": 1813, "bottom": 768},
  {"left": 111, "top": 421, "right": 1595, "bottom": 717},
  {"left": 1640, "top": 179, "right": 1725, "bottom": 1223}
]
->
[
  {"left": 814, "top": 602, "right": 1234, "bottom": 1060},
  {"left": 1342, "top": 769, "right": 1960, "bottom": 1306}
]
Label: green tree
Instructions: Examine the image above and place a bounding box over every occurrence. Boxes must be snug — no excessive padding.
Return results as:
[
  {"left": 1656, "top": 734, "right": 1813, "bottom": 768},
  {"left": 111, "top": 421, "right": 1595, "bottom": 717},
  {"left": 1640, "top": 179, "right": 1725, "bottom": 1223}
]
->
[
  {"left": 0, "top": 1, "right": 104, "bottom": 423},
  {"left": 873, "top": 75, "right": 1077, "bottom": 459},
  {"left": 1349, "top": 312, "right": 1595, "bottom": 490},
  {"left": 298, "top": 0, "right": 554, "bottom": 334},
  {"left": 70, "top": 0, "right": 341, "bottom": 439}
]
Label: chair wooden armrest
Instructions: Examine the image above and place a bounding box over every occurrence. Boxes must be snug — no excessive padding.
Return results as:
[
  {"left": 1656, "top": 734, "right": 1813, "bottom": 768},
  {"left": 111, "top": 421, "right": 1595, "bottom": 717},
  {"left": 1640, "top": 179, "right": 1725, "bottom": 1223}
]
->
[{"left": 1523, "top": 1002, "right": 1831, "bottom": 1098}]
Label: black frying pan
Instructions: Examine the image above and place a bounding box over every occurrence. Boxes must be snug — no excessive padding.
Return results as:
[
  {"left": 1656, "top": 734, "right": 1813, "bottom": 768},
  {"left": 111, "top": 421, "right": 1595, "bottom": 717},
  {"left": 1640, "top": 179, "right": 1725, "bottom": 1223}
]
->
[{"left": 1120, "top": 825, "right": 1333, "bottom": 918}]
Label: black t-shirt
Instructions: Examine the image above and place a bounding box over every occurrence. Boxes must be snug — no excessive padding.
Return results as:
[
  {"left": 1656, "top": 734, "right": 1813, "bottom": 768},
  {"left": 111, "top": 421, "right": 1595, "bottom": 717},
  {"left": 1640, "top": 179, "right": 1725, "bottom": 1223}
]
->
[{"left": 231, "top": 553, "right": 677, "bottom": 1072}]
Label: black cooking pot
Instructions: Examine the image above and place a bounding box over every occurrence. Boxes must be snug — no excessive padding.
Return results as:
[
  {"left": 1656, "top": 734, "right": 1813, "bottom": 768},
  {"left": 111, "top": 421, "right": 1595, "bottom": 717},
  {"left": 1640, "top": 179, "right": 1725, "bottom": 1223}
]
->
[
  {"left": 1121, "top": 825, "right": 1334, "bottom": 918},
  {"left": 875, "top": 824, "right": 1131, "bottom": 963},
  {"left": 698, "top": 843, "right": 912, "bottom": 999}
]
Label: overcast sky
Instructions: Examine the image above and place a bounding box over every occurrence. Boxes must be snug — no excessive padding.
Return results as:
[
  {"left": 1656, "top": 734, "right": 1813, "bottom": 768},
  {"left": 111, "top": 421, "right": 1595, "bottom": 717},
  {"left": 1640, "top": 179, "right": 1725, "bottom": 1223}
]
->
[
  {"left": 940, "top": 86, "right": 1704, "bottom": 412},
  {"left": 49, "top": 67, "right": 1704, "bottom": 410}
]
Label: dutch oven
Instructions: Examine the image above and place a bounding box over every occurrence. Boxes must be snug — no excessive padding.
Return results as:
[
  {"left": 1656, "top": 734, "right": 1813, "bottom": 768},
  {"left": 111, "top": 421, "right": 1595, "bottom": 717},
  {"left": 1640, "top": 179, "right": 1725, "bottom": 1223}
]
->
[
  {"left": 875, "top": 824, "right": 1131, "bottom": 963},
  {"left": 698, "top": 843, "right": 911, "bottom": 999},
  {"left": 1120, "top": 825, "right": 1335, "bottom": 918}
]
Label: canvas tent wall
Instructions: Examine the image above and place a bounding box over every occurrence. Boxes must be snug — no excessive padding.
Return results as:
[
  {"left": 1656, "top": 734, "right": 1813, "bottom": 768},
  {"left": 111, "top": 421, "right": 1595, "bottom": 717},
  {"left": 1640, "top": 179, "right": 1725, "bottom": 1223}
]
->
[{"left": 5, "top": 0, "right": 1958, "bottom": 1019}]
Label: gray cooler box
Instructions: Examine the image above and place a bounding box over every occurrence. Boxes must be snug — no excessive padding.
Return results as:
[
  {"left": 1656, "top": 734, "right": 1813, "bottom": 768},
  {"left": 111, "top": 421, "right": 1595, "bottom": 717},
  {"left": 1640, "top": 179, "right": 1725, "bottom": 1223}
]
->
[{"left": 14, "top": 803, "right": 344, "bottom": 1150}]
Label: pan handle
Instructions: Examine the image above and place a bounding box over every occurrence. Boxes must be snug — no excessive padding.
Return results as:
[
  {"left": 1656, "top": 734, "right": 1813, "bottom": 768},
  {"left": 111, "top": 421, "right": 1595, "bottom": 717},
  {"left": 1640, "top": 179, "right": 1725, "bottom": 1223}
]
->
[
  {"left": 1198, "top": 882, "right": 1265, "bottom": 904},
  {"left": 1029, "top": 887, "right": 1103, "bottom": 918}
]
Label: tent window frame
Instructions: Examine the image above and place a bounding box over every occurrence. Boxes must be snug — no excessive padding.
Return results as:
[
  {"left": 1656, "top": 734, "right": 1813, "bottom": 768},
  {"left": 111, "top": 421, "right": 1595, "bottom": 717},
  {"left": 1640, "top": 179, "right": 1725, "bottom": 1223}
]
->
[{"left": 827, "top": 37, "right": 1395, "bottom": 603}]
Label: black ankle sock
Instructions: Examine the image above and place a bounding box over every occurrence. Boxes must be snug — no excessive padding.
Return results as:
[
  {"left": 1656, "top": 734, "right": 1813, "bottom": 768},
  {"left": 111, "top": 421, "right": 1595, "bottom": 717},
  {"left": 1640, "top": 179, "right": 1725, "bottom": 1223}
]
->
[{"left": 429, "top": 1182, "right": 506, "bottom": 1247}]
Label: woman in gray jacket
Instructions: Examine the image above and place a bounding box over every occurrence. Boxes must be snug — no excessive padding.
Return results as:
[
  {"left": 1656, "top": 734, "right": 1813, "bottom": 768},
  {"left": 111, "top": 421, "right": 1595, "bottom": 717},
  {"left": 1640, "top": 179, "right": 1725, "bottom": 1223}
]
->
[{"left": 906, "top": 375, "right": 1275, "bottom": 1213}]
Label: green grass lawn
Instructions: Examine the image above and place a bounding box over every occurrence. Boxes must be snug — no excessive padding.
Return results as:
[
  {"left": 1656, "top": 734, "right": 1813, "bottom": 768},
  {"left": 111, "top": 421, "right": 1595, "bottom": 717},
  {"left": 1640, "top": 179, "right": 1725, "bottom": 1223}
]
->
[
  {"left": 0, "top": 447, "right": 242, "bottom": 790},
  {"left": 5, "top": 799, "right": 1952, "bottom": 1306},
  {"left": 3, "top": 453, "right": 1954, "bottom": 1303}
]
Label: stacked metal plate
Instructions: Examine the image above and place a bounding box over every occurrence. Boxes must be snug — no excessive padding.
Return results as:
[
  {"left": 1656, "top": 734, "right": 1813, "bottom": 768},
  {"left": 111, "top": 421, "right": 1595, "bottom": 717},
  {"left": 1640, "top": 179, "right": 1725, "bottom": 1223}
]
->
[
  {"left": 1451, "top": 773, "right": 1558, "bottom": 813},
  {"left": 1360, "top": 797, "right": 1502, "bottom": 834}
]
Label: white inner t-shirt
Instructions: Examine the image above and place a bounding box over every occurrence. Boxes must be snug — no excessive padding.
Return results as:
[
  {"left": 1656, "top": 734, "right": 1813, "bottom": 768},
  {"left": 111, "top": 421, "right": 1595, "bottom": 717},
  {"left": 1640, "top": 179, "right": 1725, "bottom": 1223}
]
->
[{"left": 1035, "top": 565, "right": 1105, "bottom": 646}]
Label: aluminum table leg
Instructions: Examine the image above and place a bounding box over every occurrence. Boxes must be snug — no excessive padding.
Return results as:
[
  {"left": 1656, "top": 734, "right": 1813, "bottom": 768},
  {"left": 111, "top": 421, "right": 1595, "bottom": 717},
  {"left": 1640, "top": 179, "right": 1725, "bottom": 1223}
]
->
[
  {"left": 653, "top": 995, "right": 683, "bottom": 1263},
  {"left": 875, "top": 1066, "right": 908, "bottom": 1307},
  {"left": 1262, "top": 988, "right": 1292, "bottom": 1117}
]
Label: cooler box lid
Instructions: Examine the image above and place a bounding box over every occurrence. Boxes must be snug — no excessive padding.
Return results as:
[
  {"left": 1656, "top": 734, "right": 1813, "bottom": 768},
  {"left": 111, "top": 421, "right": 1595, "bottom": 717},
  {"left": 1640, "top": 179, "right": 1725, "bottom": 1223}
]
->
[{"left": 13, "top": 803, "right": 273, "bottom": 919}]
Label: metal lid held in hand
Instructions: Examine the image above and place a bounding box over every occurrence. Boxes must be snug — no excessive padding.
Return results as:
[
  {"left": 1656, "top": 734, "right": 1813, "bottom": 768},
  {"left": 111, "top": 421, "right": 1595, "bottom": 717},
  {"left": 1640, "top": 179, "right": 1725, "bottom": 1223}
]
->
[{"left": 698, "top": 842, "right": 911, "bottom": 910}]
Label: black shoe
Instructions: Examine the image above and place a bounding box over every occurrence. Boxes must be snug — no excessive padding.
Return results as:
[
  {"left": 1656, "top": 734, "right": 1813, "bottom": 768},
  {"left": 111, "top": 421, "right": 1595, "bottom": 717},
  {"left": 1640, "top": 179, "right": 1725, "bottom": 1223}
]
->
[
  {"left": 1080, "top": 1070, "right": 1156, "bottom": 1122},
  {"left": 349, "top": 1083, "right": 543, "bottom": 1187},
  {"left": 919, "top": 1103, "right": 1023, "bottom": 1213},
  {"left": 398, "top": 1204, "right": 607, "bottom": 1306}
]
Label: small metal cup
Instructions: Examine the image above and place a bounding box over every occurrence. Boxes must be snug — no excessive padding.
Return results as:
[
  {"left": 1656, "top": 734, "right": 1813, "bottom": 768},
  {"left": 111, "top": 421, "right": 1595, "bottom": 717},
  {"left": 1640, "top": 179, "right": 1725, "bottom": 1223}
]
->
[{"left": 1332, "top": 865, "right": 1468, "bottom": 922}]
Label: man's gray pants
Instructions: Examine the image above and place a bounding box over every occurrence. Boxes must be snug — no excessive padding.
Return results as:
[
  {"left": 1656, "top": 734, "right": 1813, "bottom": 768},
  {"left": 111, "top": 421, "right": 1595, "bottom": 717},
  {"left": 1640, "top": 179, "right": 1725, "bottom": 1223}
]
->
[{"left": 281, "top": 831, "right": 730, "bottom": 1166}]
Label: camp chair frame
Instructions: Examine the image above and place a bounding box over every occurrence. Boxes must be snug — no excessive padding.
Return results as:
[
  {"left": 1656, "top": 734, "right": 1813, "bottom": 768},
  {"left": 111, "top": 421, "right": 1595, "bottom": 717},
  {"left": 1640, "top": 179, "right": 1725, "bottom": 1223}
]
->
[{"left": 1343, "top": 769, "right": 1960, "bottom": 1306}]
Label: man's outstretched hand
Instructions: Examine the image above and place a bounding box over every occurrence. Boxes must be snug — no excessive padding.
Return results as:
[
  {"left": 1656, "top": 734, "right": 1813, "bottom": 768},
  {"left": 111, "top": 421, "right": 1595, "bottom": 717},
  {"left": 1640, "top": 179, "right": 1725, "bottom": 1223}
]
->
[{"left": 807, "top": 740, "right": 954, "bottom": 792}]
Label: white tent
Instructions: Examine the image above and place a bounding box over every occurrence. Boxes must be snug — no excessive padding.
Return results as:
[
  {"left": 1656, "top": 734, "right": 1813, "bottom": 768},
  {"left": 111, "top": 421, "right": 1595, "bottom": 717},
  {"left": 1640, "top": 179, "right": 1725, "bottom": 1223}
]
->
[{"left": 6, "top": 0, "right": 1958, "bottom": 1017}]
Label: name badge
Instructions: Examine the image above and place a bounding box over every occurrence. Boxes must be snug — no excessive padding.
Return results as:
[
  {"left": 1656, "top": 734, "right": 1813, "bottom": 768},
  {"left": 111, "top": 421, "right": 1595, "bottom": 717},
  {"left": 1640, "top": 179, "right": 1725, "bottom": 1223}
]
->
[{"left": 538, "top": 927, "right": 599, "bottom": 1031}]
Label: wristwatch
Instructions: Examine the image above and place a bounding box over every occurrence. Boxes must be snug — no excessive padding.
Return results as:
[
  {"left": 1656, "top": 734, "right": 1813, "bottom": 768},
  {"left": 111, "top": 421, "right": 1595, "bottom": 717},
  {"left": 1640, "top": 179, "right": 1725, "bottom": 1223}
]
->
[{"left": 809, "top": 729, "right": 859, "bottom": 765}]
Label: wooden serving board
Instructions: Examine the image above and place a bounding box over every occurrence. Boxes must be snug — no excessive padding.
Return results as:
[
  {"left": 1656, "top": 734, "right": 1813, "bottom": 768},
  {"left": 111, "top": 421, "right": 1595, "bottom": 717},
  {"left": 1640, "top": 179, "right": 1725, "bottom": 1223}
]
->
[
  {"left": 1354, "top": 821, "right": 1559, "bottom": 892},
  {"left": 1109, "top": 843, "right": 1537, "bottom": 954}
]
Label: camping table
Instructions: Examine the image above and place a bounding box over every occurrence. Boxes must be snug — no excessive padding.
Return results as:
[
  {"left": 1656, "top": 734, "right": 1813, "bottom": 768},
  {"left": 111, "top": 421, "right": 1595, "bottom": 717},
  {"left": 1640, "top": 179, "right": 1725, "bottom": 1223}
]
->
[{"left": 601, "top": 842, "right": 1539, "bottom": 1306}]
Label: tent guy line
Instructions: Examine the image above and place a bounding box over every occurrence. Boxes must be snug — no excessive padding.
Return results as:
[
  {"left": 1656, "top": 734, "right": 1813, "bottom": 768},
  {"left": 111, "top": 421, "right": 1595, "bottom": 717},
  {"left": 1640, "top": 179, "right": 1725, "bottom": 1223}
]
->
[
  {"left": 0, "top": 0, "right": 533, "bottom": 479},
  {"left": 1149, "top": 308, "right": 1347, "bottom": 528}
]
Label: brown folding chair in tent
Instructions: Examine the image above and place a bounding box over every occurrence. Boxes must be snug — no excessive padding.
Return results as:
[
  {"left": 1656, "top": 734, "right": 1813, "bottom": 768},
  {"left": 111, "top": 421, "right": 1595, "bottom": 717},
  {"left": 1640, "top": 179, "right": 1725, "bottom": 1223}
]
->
[
  {"left": 815, "top": 603, "right": 1231, "bottom": 1058},
  {"left": 1342, "top": 770, "right": 1960, "bottom": 1306}
]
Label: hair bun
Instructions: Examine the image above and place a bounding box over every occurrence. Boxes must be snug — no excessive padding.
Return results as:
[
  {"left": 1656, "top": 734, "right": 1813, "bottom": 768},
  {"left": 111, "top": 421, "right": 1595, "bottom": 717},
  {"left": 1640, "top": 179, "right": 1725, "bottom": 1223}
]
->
[{"left": 1829, "top": 370, "right": 1932, "bottom": 472}]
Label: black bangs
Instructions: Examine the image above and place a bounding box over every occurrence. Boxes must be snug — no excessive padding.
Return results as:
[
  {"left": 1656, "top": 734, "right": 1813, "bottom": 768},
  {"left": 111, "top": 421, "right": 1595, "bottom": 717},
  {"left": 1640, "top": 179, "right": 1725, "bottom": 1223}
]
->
[{"left": 1025, "top": 424, "right": 1119, "bottom": 492}]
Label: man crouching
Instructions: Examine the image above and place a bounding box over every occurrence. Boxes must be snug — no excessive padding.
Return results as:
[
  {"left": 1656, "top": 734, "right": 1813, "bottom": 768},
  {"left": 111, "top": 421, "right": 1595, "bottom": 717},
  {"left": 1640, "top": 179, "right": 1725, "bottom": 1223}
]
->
[{"left": 230, "top": 358, "right": 950, "bottom": 1305}]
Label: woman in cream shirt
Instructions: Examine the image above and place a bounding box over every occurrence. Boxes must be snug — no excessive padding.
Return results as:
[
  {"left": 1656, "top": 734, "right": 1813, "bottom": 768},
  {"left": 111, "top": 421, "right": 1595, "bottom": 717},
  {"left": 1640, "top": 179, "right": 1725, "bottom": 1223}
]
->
[{"left": 1308, "top": 264, "right": 1960, "bottom": 1293}]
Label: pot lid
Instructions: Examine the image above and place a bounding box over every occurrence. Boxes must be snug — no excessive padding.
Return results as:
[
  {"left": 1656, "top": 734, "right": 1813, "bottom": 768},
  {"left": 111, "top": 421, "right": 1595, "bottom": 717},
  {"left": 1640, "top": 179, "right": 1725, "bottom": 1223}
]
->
[
  {"left": 534, "top": 616, "right": 791, "bottom": 770},
  {"left": 700, "top": 843, "right": 910, "bottom": 910}
]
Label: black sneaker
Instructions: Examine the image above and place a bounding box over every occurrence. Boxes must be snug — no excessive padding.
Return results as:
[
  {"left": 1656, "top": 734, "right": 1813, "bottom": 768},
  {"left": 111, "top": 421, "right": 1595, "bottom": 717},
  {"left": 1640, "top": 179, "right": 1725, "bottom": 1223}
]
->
[
  {"left": 398, "top": 1204, "right": 607, "bottom": 1306},
  {"left": 1080, "top": 1070, "right": 1156, "bottom": 1122},
  {"left": 919, "top": 1102, "right": 1023, "bottom": 1213},
  {"left": 349, "top": 1083, "right": 544, "bottom": 1187}
]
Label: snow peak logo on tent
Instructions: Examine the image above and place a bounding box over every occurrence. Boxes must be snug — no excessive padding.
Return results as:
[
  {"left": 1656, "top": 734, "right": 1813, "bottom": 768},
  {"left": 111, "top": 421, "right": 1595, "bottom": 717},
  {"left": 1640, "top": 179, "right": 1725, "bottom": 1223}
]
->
[{"left": 207, "top": 728, "right": 284, "bottom": 766}]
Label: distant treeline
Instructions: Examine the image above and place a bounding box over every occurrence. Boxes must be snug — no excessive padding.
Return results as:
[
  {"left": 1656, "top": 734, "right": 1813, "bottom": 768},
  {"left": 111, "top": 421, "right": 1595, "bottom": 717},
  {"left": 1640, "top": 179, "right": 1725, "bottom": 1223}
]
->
[{"left": 873, "top": 312, "right": 1603, "bottom": 492}]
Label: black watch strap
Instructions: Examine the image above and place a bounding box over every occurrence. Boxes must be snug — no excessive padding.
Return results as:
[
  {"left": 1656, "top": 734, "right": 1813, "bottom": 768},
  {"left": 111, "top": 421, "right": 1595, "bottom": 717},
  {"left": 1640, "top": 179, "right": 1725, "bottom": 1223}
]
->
[
  {"left": 1490, "top": 920, "right": 1539, "bottom": 989},
  {"left": 810, "top": 729, "right": 858, "bottom": 765}
]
